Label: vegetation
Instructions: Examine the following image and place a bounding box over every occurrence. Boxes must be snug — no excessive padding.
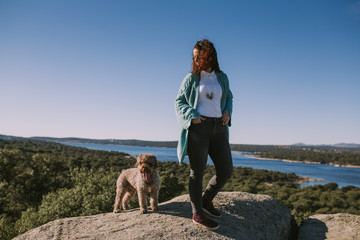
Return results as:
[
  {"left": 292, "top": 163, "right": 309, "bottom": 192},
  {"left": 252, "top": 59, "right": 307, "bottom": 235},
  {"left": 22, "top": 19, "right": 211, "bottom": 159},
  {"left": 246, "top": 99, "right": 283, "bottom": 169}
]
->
[
  {"left": 0, "top": 139, "right": 359, "bottom": 239},
  {"left": 231, "top": 144, "right": 360, "bottom": 166}
]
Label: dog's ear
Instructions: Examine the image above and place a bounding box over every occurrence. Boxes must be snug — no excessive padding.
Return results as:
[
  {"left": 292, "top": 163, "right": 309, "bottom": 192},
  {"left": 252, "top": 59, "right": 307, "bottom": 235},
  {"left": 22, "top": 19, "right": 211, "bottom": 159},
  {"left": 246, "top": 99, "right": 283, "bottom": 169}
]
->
[
  {"left": 153, "top": 156, "right": 158, "bottom": 169},
  {"left": 136, "top": 154, "right": 145, "bottom": 167}
]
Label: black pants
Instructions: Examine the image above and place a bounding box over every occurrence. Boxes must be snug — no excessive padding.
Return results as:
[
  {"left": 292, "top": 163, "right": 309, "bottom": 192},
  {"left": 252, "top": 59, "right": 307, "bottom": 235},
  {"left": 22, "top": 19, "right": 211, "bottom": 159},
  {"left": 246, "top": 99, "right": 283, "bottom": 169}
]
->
[{"left": 187, "top": 117, "right": 233, "bottom": 215}]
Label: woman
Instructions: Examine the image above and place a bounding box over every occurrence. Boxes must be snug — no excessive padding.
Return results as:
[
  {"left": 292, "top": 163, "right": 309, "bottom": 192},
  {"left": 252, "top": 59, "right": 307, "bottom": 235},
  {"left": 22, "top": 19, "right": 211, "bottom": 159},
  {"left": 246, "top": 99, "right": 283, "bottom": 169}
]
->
[{"left": 174, "top": 39, "right": 233, "bottom": 230}]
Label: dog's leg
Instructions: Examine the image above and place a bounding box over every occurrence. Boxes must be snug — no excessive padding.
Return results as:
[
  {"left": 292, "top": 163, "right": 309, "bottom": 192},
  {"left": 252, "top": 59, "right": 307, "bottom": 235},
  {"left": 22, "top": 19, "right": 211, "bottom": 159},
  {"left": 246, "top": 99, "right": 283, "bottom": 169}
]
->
[
  {"left": 113, "top": 183, "right": 126, "bottom": 213},
  {"left": 138, "top": 191, "right": 148, "bottom": 214},
  {"left": 150, "top": 188, "right": 160, "bottom": 211},
  {"left": 122, "top": 189, "right": 136, "bottom": 210}
]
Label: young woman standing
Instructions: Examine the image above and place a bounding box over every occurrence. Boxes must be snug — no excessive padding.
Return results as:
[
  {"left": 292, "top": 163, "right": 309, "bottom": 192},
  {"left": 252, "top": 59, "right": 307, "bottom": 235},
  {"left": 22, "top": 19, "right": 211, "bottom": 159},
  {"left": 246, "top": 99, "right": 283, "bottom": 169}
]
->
[{"left": 175, "top": 39, "right": 233, "bottom": 230}]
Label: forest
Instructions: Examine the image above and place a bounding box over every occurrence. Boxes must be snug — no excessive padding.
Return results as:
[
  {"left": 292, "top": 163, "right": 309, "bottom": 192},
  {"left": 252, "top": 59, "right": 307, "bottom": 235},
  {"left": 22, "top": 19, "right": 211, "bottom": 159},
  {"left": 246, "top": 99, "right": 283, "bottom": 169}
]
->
[
  {"left": 0, "top": 139, "right": 359, "bottom": 239},
  {"left": 230, "top": 144, "right": 360, "bottom": 166}
]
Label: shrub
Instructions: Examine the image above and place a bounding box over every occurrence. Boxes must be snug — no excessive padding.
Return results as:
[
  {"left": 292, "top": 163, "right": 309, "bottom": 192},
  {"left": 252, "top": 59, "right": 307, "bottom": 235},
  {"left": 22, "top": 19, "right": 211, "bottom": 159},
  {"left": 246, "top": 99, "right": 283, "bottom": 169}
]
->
[{"left": 0, "top": 215, "right": 17, "bottom": 240}]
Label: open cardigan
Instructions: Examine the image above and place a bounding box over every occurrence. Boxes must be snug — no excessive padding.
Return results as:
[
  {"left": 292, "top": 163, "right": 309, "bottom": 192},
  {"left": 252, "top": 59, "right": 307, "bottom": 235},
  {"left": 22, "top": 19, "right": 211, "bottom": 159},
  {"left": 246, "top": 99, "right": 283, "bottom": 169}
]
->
[{"left": 174, "top": 72, "right": 233, "bottom": 164}]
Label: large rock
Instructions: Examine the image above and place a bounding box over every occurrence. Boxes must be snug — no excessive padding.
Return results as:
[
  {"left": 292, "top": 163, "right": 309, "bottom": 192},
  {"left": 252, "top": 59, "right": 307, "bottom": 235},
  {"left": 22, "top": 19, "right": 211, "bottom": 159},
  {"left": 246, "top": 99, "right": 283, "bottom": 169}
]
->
[
  {"left": 297, "top": 213, "right": 360, "bottom": 240},
  {"left": 14, "top": 192, "right": 292, "bottom": 240}
]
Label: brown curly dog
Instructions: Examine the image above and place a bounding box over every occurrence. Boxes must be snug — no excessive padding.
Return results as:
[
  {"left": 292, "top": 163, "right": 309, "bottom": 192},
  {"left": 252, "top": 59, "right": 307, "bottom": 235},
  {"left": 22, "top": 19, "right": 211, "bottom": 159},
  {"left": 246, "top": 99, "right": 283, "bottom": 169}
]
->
[{"left": 113, "top": 153, "right": 161, "bottom": 214}]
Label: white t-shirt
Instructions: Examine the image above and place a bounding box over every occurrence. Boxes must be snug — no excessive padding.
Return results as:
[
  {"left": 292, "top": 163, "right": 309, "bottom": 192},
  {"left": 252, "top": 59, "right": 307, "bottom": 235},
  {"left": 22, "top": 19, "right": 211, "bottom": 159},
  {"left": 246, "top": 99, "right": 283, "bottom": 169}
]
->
[{"left": 197, "top": 70, "right": 223, "bottom": 118}]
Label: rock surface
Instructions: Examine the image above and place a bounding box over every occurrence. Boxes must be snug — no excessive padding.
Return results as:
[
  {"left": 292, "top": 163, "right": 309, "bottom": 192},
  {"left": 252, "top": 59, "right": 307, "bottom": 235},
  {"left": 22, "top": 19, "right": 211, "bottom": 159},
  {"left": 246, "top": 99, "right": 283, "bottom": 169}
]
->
[
  {"left": 14, "top": 192, "right": 293, "bottom": 240},
  {"left": 297, "top": 213, "right": 360, "bottom": 240}
]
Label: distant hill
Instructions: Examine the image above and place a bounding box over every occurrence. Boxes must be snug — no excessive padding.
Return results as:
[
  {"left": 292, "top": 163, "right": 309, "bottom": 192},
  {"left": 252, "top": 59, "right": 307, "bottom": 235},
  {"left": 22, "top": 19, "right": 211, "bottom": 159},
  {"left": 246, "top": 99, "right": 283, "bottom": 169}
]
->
[
  {"left": 1, "top": 134, "right": 359, "bottom": 149},
  {"left": 0, "top": 134, "right": 27, "bottom": 141},
  {"left": 333, "top": 143, "right": 360, "bottom": 148},
  {"left": 0, "top": 134, "right": 177, "bottom": 148},
  {"left": 29, "top": 136, "right": 179, "bottom": 148},
  {"left": 292, "top": 143, "right": 307, "bottom": 146},
  {"left": 292, "top": 142, "right": 360, "bottom": 149}
]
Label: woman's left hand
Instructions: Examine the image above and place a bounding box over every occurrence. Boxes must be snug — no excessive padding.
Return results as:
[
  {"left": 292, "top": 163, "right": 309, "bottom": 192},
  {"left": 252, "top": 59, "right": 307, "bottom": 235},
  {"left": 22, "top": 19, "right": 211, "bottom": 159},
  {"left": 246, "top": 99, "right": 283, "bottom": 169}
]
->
[{"left": 222, "top": 111, "right": 230, "bottom": 126}]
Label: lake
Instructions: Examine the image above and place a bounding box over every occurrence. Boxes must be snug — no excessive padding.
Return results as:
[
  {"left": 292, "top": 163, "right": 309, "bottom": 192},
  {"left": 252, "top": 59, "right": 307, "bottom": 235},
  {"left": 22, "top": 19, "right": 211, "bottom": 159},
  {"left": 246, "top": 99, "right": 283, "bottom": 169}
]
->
[{"left": 62, "top": 142, "right": 360, "bottom": 188}]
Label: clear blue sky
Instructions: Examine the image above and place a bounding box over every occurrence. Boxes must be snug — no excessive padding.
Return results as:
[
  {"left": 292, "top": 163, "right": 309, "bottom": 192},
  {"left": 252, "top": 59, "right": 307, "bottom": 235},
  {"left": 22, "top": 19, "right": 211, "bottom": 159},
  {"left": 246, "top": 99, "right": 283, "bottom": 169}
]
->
[{"left": 1, "top": 0, "right": 359, "bottom": 145}]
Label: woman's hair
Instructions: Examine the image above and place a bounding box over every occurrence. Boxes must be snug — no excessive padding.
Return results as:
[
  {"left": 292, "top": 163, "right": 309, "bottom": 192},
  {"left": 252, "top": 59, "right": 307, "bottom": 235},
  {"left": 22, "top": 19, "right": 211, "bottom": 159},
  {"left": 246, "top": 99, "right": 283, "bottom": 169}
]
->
[{"left": 191, "top": 39, "right": 221, "bottom": 73}]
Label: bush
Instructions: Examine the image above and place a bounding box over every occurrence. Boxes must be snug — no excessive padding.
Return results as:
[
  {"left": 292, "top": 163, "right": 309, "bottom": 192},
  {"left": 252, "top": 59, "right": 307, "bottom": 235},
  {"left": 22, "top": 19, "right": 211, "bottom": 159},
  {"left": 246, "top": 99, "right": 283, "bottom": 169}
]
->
[
  {"left": 16, "top": 168, "right": 118, "bottom": 232},
  {"left": 0, "top": 215, "right": 17, "bottom": 240},
  {"left": 159, "top": 174, "right": 186, "bottom": 202}
]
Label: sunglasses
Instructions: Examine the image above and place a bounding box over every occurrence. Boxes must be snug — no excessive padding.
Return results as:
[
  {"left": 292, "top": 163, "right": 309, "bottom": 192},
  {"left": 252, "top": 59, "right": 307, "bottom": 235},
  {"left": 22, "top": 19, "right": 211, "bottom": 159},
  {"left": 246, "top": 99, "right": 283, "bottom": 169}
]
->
[{"left": 195, "top": 41, "right": 203, "bottom": 49}]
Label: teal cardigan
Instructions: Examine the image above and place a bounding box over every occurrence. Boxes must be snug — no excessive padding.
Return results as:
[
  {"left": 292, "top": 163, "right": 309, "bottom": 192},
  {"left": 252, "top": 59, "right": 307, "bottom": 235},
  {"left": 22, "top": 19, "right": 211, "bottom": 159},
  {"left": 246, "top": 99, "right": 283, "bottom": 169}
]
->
[{"left": 174, "top": 72, "right": 233, "bottom": 164}]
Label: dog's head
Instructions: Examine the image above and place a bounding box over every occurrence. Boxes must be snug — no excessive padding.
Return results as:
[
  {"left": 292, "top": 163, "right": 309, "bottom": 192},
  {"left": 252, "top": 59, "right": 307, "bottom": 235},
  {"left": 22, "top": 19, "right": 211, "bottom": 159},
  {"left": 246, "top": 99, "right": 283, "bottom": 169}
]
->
[{"left": 135, "top": 153, "right": 158, "bottom": 183}]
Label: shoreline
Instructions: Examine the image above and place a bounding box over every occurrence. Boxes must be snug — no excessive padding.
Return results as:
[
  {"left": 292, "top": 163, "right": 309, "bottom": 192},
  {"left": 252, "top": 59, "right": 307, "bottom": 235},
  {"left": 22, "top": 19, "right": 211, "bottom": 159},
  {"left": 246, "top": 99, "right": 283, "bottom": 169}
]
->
[
  {"left": 295, "top": 175, "right": 324, "bottom": 185},
  {"left": 263, "top": 175, "right": 324, "bottom": 187},
  {"left": 234, "top": 153, "right": 360, "bottom": 169}
]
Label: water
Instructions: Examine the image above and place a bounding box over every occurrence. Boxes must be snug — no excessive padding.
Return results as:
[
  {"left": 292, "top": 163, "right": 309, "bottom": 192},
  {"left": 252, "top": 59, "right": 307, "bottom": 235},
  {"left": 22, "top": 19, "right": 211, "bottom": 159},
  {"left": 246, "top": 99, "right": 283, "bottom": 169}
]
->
[{"left": 63, "top": 142, "right": 360, "bottom": 188}]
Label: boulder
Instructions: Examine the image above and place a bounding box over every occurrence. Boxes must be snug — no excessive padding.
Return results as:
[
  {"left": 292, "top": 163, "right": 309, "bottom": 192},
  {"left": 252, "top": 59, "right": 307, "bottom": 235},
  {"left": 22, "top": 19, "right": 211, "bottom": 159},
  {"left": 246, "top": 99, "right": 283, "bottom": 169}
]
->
[
  {"left": 14, "top": 192, "right": 293, "bottom": 240},
  {"left": 297, "top": 213, "right": 360, "bottom": 240}
]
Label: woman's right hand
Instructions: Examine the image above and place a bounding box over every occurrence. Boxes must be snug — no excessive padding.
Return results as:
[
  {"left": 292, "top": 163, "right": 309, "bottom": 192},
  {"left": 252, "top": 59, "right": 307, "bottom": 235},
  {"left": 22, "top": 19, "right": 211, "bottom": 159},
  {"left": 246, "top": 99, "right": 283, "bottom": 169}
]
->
[{"left": 192, "top": 116, "right": 206, "bottom": 124}]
